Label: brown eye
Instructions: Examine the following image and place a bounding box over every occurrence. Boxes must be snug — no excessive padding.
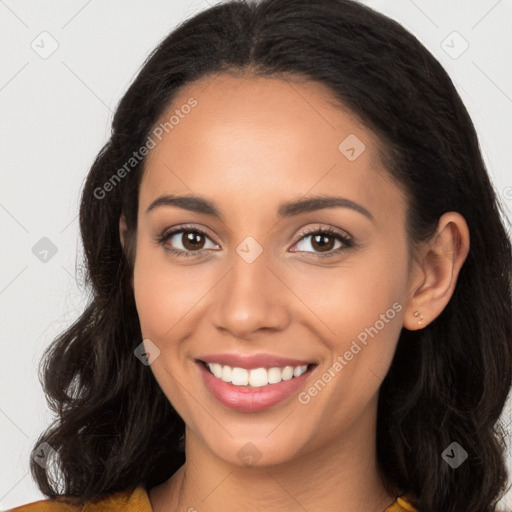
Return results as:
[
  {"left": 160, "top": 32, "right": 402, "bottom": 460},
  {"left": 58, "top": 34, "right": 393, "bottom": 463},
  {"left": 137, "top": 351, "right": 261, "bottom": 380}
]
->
[
  {"left": 310, "top": 233, "right": 336, "bottom": 252},
  {"left": 181, "top": 231, "right": 206, "bottom": 251},
  {"left": 157, "top": 226, "right": 220, "bottom": 257},
  {"left": 291, "top": 227, "right": 353, "bottom": 258}
]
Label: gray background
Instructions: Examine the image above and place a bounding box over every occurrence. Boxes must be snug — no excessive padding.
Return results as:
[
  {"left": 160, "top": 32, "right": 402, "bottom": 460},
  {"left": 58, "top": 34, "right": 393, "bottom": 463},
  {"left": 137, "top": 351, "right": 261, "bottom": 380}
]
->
[{"left": 1, "top": 0, "right": 511, "bottom": 509}]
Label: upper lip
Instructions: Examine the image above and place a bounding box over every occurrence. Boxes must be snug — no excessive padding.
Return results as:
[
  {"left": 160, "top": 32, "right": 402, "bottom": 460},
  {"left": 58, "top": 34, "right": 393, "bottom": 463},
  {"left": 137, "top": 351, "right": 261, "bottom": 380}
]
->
[{"left": 197, "top": 353, "right": 314, "bottom": 370}]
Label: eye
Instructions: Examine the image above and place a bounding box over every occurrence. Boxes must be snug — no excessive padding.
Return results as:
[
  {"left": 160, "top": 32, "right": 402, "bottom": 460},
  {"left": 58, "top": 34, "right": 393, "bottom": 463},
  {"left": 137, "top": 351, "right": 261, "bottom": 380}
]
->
[
  {"left": 156, "top": 224, "right": 353, "bottom": 259},
  {"left": 156, "top": 226, "right": 219, "bottom": 257},
  {"left": 290, "top": 226, "right": 353, "bottom": 258}
]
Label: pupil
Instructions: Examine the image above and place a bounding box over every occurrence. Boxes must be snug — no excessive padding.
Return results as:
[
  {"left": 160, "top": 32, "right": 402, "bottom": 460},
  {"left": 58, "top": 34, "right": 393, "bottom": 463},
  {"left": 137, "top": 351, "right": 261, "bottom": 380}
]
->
[
  {"left": 183, "top": 232, "right": 204, "bottom": 250},
  {"left": 179, "top": 232, "right": 335, "bottom": 252},
  {"left": 313, "top": 234, "right": 334, "bottom": 252}
]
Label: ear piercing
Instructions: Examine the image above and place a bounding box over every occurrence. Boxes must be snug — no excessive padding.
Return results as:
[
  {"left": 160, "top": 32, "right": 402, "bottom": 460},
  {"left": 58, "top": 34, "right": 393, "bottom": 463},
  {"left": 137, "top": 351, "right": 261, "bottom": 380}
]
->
[{"left": 413, "top": 311, "right": 424, "bottom": 327}]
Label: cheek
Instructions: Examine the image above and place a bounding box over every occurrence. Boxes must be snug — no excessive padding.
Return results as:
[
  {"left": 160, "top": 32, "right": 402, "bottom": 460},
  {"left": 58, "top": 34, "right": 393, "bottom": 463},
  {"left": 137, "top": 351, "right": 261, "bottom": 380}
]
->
[
  {"left": 298, "top": 240, "right": 407, "bottom": 339},
  {"left": 132, "top": 241, "right": 203, "bottom": 340},
  {"left": 305, "top": 240, "right": 408, "bottom": 387}
]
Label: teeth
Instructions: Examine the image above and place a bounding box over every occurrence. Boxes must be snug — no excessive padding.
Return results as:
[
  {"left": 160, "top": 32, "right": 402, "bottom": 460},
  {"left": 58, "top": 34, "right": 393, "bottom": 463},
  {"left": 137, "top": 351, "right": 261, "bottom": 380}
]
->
[
  {"left": 211, "top": 363, "right": 223, "bottom": 379},
  {"left": 282, "top": 366, "right": 294, "bottom": 381},
  {"left": 232, "top": 367, "right": 249, "bottom": 386},
  {"left": 267, "top": 367, "right": 282, "bottom": 384},
  {"left": 206, "top": 362, "right": 309, "bottom": 387},
  {"left": 248, "top": 367, "right": 267, "bottom": 387},
  {"left": 221, "top": 365, "right": 232, "bottom": 382}
]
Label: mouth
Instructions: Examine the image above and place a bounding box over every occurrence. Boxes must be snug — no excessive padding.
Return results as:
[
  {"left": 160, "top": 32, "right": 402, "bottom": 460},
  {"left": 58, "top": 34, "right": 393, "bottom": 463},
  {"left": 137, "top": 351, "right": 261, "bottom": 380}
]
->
[
  {"left": 199, "top": 360, "right": 315, "bottom": 387},
  {"left": 196, "top": 359, "right": 317, "bottom": 412}
]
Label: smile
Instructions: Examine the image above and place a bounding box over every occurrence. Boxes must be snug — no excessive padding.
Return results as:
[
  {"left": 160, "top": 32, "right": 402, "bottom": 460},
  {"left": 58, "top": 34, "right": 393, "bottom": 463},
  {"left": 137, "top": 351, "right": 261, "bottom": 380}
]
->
[
  {"left": 203, "top": 361, "right": 311, "bottom": 387},
  {"left": 197, "top": 360, "right": 317, "bottom": 412}
]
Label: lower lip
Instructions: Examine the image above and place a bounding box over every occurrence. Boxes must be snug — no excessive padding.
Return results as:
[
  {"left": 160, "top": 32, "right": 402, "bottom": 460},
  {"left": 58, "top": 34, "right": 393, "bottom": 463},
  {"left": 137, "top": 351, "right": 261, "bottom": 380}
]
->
[{"left": 197, "top": 361, "right": 315, "bottom": 413}]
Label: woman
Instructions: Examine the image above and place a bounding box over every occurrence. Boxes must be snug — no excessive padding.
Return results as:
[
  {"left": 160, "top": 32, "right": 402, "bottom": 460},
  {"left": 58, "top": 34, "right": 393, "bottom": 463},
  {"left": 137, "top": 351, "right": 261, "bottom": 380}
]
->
[{"left": 10, "top": 0, "right": 511, "bottom": 510}]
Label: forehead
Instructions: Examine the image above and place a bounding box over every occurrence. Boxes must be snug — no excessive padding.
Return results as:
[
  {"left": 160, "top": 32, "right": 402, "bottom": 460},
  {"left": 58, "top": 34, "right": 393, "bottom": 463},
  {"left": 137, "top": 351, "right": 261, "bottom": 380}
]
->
[{"left": 139, "top": 73, "right": 404, "bottom": 224}]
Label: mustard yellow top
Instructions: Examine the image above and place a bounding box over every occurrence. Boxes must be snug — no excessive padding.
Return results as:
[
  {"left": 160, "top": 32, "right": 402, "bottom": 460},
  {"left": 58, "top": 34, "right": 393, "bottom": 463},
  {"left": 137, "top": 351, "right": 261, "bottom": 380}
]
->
[{"left": 8, "top": 486, "right": 419, "bottom": 511}]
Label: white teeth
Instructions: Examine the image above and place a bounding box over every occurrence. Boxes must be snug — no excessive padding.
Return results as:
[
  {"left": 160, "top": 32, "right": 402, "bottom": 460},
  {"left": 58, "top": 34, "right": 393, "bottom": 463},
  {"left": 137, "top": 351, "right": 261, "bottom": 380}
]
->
[
  {"left": 249, "top": 368, "right": 267, "bottom": 387},
  {"left": 267, "top": 367, "right": 282, "bottom": 384},
  {"left": 293, "top": 366, "right": 304, "bottom": 377},
  {"left": 221, "top": 365, "right": 232, "bottom": 382},
  {"left": 211, "top": 363, "right": 223, "bottom": 379},
  {"left": 282, "top": 366, "right": 294, "bottom": 381},
  {"left": 206, "top": 362, "right": 309, "bottom": 387},
  {"left": 231, "top": 367, "right": 249, "bottom": 386}
]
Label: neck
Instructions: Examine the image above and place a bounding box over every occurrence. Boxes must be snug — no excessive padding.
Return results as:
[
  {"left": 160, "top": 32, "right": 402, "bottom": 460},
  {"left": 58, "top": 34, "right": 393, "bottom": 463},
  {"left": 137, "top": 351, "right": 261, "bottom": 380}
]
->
[{"left": 150, "top": 399, "right": 397, "bottom": 512}]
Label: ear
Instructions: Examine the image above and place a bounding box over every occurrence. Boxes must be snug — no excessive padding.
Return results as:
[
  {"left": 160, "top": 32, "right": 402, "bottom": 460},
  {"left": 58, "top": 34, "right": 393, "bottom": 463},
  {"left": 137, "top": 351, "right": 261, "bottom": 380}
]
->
[{"left": 403, "top": 212, "right": 470, "bottom": 330}]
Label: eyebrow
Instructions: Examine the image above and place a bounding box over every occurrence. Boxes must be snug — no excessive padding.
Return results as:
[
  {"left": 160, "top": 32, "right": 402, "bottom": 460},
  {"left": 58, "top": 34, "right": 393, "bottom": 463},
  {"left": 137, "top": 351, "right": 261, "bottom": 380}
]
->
[{"left": 146, "top": 194, "right": 374, "bottom": 222}]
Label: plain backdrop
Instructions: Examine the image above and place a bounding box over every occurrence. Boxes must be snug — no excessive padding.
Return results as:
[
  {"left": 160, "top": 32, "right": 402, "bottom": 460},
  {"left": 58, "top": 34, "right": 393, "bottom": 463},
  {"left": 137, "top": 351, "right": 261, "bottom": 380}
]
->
[{"left": 1, "top": 0, "right": 511, "bottom": 509}]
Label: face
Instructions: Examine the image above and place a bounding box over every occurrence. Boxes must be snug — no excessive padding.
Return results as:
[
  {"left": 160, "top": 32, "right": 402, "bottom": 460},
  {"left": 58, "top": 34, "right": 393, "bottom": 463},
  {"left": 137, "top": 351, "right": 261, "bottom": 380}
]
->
[{"left": 130, "top": 73, "right": 413, "bottom": 468}]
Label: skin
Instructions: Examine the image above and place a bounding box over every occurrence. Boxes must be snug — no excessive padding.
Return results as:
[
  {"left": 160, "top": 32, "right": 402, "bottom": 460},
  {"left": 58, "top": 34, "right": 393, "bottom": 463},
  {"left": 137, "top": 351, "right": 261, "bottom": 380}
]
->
[{"left": 119, "top": 72, "right": 469, "bottom": 512}]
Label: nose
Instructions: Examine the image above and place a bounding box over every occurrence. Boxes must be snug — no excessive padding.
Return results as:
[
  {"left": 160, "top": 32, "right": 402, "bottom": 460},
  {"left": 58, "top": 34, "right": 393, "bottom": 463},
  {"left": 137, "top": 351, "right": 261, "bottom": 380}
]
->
[{"left": 208, "top": 248, "right": 291, "bottom": 339}]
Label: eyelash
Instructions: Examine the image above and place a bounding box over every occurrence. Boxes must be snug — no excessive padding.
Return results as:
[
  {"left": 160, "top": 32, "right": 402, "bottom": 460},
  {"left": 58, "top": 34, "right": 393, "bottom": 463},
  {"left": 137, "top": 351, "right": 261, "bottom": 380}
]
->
[{"left": 155, "top": 225, "right": 354, "bottom": 259}]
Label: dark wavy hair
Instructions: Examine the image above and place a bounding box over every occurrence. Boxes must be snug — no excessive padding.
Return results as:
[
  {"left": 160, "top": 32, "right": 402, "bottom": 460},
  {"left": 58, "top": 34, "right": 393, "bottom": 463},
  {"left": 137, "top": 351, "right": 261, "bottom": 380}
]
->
[{"left": 30, "top": 0, "right": 512, "bottom": 510}]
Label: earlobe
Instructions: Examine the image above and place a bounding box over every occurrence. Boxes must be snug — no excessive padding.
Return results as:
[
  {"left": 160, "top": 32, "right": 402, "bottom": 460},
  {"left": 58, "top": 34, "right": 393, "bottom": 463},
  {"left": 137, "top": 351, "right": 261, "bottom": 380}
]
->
[
  {"left": 412, "top": 310, "right": 424, "bottom": 327},
  {"left": 403, "top": 212, "right": 470, "bottom": 331}
]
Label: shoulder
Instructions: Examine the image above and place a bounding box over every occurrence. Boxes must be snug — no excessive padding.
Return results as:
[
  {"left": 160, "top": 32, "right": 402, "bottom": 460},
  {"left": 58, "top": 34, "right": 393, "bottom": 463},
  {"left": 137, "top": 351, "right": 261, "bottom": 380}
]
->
[
  {"left": 385, "top": 493, "right": 419, "bottom": 512},
  {"left": 7, "top": 486, "right": 152, "bottom": 512}
]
